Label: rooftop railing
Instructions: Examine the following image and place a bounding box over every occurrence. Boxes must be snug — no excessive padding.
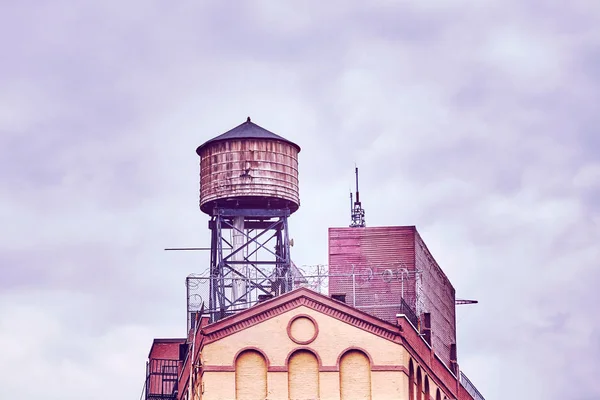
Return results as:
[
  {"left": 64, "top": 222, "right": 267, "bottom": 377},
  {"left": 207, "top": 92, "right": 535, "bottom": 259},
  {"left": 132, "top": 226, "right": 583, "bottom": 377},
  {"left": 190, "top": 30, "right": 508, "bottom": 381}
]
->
[
  {"left": 144, "top": 359, "right": 179, "bottom": 400},
  {"left": 460, "top": 370, "right": 485, "bottom": 400}
]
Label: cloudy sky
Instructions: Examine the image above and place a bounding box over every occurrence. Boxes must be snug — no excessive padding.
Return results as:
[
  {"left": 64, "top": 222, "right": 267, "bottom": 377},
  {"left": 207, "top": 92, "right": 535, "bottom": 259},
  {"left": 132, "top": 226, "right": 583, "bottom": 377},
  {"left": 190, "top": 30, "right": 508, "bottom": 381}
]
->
[{"left": 1, "top": 1, "right": 599, "bottom": 399}]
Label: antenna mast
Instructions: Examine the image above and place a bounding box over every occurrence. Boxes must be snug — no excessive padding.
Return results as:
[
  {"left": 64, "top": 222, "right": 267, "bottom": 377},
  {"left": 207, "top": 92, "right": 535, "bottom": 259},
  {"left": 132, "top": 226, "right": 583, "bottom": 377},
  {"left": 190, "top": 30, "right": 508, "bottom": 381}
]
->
[{"left": 350, "top": 166, "right": 366, "bottom": 228}]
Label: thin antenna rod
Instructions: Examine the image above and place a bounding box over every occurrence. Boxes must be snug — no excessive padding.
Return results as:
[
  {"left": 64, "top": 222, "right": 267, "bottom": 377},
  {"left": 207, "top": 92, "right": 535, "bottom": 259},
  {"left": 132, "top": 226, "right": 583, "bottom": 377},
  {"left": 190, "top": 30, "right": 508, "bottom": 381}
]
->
[
  {"left": 165, "top": 247, "right": 211, "bottom": 251},
  {"left": 349, "top": 166, "right": 366, "bottom": 228},
  {"left": 355, "top": 167, "right": 360, "bottom": 203},
  {"left": 164, "top": 246, "right": 232, "bottom": 251},
  {"left": 456, "top": 299, "right": 479, "bottom": 305}
]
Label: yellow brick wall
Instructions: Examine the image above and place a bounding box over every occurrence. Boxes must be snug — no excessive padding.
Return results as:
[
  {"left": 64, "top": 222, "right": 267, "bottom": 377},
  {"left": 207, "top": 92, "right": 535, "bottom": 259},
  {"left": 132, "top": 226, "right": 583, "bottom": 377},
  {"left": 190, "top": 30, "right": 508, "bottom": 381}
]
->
[
  {"left": 288, "top": 350, "right": 319, "bottom": 399},
  {"left": 199, "top": 306, "right": 415, "bottom": 400},
  {"left": 319, "top": 372, "right": 339, "bottom": 400},
  {"left": 202, "top": 306, "right": 405, "bottom": 367},
  {"left": 201, "top": 371, "right": 234, "bottom": 399},
  {"left": 266, "top": 372, "right": 288, "bottom": 398},
  {"left": 372, "top": 371, "right": 407, "bottom": 400},
  {"left": 339, "top": 350, "right": 370, "bottom": 399},
  {"left": 235, "top": 350, "right": 267, "bottom": 399}
]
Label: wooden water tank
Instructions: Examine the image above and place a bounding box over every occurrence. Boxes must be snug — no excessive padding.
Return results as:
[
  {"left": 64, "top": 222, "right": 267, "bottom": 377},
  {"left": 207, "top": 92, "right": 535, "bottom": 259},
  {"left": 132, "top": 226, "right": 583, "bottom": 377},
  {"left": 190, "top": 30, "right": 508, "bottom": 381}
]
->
[{"left": 196, "top": 118, "right": 301, "bottom": 215}]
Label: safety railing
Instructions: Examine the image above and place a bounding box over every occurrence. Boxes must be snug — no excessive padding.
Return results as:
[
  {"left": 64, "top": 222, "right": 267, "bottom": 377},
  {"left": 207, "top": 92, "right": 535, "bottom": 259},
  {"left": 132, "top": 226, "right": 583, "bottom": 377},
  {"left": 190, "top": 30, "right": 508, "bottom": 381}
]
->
[
  {"left": 460, "top": 370, "right": 485, "bottom": 400},
  {"left": 145, "top": 359, "right": 179, "bottom": 400}
]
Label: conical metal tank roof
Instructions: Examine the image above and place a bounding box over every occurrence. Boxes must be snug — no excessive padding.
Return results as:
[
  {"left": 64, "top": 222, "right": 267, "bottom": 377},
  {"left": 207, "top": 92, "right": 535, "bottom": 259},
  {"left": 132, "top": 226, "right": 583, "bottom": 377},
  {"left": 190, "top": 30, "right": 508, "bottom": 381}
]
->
[
  {"left": 196, "top": 117, "right": 301, "bottom": 155},
  {"left": 196, "top": 117, "right": 301, "bottom": 215}
]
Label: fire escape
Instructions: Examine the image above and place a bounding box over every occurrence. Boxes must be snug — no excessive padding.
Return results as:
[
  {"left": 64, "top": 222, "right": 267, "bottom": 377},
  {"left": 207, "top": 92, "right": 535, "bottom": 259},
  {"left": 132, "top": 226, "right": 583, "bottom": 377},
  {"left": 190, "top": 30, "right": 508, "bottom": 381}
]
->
[{"left": 144, "top": 359, "right": 179, "bottom": 400}]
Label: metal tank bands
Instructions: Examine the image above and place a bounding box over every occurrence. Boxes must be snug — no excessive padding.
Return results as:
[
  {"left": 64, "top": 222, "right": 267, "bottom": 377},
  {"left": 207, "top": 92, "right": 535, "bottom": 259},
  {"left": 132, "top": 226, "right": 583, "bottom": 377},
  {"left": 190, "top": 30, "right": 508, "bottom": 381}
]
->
[{"left": 196, "top": 117, "right": 300, "bottom": 215}]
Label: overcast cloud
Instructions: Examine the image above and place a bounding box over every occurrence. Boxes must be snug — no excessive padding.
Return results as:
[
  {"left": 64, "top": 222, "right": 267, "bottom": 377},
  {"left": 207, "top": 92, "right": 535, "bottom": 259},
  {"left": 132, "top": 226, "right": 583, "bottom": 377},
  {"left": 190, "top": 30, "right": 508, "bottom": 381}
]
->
[{"left": 1, "top": 1, "right": 600, "bottom": 399}]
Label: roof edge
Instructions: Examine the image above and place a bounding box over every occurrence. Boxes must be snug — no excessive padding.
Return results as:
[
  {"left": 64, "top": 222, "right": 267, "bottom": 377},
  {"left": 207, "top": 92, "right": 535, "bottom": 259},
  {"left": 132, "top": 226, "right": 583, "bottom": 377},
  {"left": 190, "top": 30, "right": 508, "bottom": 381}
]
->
[
  {"left": 196, "top": 118, "right": 301, "bottom": 155},
  {"left": 201, "top": 287, "right": 401, "bottom": 339},
  {"left": 148, "top": 338, "right": 187, "bottom": 359}
]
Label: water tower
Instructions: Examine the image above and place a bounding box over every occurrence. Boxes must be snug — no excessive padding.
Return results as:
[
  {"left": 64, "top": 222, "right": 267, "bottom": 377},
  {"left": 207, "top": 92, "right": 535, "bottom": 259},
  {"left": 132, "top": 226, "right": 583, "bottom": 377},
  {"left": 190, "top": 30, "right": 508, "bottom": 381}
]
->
[{"left": 196, "top": 117, "right": 300, "bottom": 321}]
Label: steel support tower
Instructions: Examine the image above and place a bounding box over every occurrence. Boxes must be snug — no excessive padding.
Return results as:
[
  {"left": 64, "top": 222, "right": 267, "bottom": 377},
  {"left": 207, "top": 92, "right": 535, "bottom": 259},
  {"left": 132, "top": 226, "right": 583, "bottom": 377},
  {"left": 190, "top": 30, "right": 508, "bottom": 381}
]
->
[{"left": 208, "top": 208, "right": 292, "bottom": 321}]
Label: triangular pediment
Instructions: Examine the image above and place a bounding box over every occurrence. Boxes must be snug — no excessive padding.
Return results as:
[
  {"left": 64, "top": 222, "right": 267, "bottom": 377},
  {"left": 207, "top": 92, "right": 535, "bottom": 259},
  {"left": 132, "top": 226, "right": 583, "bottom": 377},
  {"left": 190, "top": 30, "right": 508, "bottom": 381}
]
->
[{"left": 201, "top": 287, "right": 402, "bottom": 344}]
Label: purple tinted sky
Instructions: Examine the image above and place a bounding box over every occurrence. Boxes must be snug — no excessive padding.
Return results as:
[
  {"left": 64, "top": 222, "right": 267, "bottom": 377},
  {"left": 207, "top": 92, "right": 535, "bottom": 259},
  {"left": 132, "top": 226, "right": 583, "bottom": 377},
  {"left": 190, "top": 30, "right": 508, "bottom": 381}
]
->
[{"left": 1, "top": 1, "right": 599, "bottom": 399}]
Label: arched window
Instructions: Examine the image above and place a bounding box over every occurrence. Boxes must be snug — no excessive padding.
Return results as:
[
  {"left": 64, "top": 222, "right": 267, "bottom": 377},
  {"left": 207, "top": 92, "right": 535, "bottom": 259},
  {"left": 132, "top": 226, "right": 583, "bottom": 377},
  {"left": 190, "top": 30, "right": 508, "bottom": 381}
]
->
[
  {"left": 436, "top": 388, "right": 441, "bottom": 400},
  {"left": 408, "top": 360, "right": 415, "bottom": 400},
  {"left": 424, "top": 376, "right": 430, "bottom": 400},
  {"left": 339, "top": 350, "right": 371, "bottom": 399},
  {"left": 288, "top": 350, "right": 319, "bottom": 400},
  {"left": 416, "top": 368, "right": 422, "bottom": 400},
  {"left": 235, "top": 350, "right": 267, "bottom": 400}
]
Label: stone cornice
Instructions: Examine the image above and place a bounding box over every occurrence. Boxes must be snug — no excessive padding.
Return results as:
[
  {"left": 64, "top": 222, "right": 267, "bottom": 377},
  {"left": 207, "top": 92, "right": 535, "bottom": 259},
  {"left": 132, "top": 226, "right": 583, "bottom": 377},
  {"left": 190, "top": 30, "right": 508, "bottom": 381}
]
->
[{"left": 201, "top": 288, "right": 402, "bottom": 344}]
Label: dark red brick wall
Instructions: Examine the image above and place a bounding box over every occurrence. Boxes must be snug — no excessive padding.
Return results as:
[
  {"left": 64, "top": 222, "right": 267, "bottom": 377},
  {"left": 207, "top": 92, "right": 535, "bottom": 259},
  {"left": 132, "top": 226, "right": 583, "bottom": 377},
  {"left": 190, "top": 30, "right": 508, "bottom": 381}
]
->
[
  {"left": 397, "top": 316, "right": 471, "bottom": 400},
  {"left": 328, "top": 226, "right": 418, "bottom": 322},
  {"left": 149, "top": 341, "right": 182, "bottom": 360},
  {"left": 414, "top": 232, "right": 456, "bottom": 367},
  {"left": 147, "top": 340, "right": 186, "bottom": 398},
  {"left": 328, "top": 226, "right": 457, "bottom": 368}
]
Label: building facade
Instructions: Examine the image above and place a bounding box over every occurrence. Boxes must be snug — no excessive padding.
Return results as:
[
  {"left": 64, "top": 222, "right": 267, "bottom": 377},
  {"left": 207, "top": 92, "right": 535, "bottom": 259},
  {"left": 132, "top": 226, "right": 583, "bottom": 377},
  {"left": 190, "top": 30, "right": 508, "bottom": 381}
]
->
[
  {"left": 144, "top": 288, "right": 480, "bottom": 400},
  {"left": 142, "top": 118, "right": 485, "bottom": 399}
]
